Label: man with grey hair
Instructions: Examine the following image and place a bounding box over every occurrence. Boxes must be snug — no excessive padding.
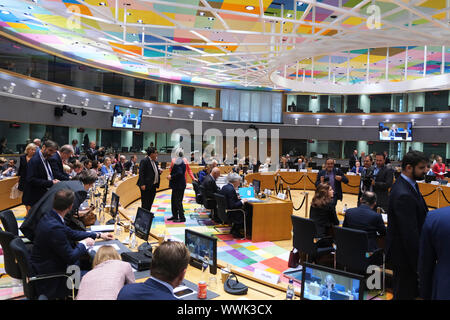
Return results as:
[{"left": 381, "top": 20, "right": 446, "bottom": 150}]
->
[
  {"left": 115, "top": 155, "right": 127, "bottom": 175},
  {"left": 49, "top": 144, "right": 74, "bottom": 181},
  {"left": 33, "top": 138, "right": 42, "bottom": 151},
  {"left": 220, "top": 172, "right": 250, "bottom": 238}
]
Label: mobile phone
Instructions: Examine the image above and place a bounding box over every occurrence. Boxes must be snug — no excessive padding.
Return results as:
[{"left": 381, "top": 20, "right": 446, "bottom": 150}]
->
[{"left": 173, "top": 286, "right": 195, "bottom": 298}]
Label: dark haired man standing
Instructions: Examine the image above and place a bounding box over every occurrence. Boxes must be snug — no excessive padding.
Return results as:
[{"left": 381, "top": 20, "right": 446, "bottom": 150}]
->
[
  {"left": 386, "top": 150, "right": 428, "bottom": 300},
  {"left": 372, "top": 153, "right": 393, "bottom": 213},
  {"left": 137, "top": 147, "right": 161, "bottom": 211}
]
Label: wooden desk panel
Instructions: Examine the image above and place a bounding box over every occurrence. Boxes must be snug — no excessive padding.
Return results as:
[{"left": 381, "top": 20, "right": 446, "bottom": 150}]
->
[
  {"left": 250, "top": 196, "right": 293, "bottom": 242},
  {"left": 0, "top": 177, "right": 22, "bottom": 211},
  {"left": 418, "top": 182, "right": 450, "bottom": 209}
]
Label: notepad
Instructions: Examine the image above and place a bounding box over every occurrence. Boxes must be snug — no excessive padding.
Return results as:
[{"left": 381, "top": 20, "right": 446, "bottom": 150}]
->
[
  {"left": 90, "top": 225, "right": 115, "bottom": 232},
  {"left": 382, "top": 214, "right": 387, "bottom": 223}
]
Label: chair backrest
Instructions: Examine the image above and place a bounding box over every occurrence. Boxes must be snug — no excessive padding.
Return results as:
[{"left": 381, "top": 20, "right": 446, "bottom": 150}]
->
[
  {"left": 333, "top": 226, "right": 369, "bottom": 274},
  {"left": 192, "top": 180, "right": 203, "bottom": 205},
  {"left": 291, "top": 216, "right": 318, "bottom": 256},
  {"left": 0, "top": 210, "right": 19, "bottom": 236},
  {"left": 9, "top": 237, "right": 36, "bottom": 299},
  {"left": 213, "top": 193, "right": 229, "bottom": 224},
  {"left": 0, "top": 230, "right": 22, "bottom": 280}
]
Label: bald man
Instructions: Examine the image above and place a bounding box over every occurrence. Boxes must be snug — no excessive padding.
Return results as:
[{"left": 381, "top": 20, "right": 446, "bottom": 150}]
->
[{"left": 201, "top": 167, "right": 221, "bottom": 221}]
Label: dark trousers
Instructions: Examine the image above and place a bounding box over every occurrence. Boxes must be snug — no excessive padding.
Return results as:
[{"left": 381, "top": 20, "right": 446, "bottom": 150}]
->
[
  {"left": 392, "top": 266, "right": 419, "bottom": 300},
  {"left": 171, "top": 188, "right": 185, "bottom": 219},
  {"left": 140, "top": 185, "right": 157, "bottom": 211}
]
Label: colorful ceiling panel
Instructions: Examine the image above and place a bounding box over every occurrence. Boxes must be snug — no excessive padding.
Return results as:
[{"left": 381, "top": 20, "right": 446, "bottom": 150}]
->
[{"left": 0, "top": 0, "right": 448, "bottom": 91}]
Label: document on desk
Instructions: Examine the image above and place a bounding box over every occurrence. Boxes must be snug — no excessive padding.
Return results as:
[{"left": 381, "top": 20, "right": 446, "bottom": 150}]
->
[
  {"left": 91, "top": 243, "right": 121, "bottom": 252},
  {"left": 90, "top": 225, "right": 115, "bottom": 232},
  {"left": 382, "top": 214, "right": 388, "bottom": 223}
]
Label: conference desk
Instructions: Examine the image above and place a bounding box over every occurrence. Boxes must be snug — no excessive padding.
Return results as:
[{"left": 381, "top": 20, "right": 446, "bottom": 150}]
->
[{"left": 0, "top": 176, "right": 22, "bottom": 211}]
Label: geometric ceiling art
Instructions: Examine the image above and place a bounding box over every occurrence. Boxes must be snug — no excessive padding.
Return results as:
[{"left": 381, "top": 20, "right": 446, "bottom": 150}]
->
[{"left": 0, "top": 0, "right": 449, "bottom": 93}]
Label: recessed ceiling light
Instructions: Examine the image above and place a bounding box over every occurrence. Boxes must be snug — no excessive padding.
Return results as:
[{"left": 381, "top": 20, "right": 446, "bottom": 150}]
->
[
  {"left": 208, "top": 17, "right": 214, "bottom": 21},
  {"left": 199, "top": 11, "right": 205, "bottom": 16},
  {"left": 99, "top": 2, "right": 106, "bottom": 5},
  {"left": 127, "top": 12, "right": 131, "bottom": 16},
  {"left": 330, "top": 15, "right": 337, "bottom": 19},
  {"left": 245, "top": 5, "right": 255, "bottom": 10},
  {"left": 137, "top": 19, "right": 143, "bottom": 23},
  {"left": 286, "top": 13, "right": 292, "bottom": 18},
  {"left": 297, "top": 1, "right": 304, "bottom": 6}
]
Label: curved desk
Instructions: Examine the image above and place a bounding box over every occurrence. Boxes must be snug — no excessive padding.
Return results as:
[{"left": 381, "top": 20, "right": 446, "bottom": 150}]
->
[{"left": 0, "top": 177, "right": 22, "bottom": 211}]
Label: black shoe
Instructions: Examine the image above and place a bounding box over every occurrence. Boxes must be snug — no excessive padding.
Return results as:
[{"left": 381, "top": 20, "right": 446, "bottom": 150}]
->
[
  {"left": 167, "top": 216, "right": 177, "bottom": 221},
  {"left": 175, "top": 218, "right": 186, "bottom": 223}
]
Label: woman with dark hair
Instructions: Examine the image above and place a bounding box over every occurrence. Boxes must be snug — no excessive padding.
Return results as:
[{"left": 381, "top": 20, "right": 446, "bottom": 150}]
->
[{"left": 309, "top": 183, "right": 339, "bottom": 238}]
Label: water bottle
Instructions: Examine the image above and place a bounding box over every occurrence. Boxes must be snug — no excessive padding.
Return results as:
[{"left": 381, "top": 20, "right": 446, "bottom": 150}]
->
[
  {"left": 286, "top": 279, "right": 295, "bottom": 300},
  {"left": 129, "top": 227, "right": 137, "bottom": 249},
  {"left": 343, "top": 204, "right": 348, "bottom": 214}
]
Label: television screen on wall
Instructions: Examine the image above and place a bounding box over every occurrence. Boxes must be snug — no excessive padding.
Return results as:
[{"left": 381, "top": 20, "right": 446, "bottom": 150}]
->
[
  {"left": 379, "top": 122, "right": 412, "bottom": 141},
  {"left": 112, "top": 105, "right": 143, "bottom": 130}
]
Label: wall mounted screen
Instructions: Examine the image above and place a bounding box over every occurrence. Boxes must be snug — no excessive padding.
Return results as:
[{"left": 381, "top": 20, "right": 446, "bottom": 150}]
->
[
  {"left": 379, "top": 122, "right": 412, "bottom": 141},
  {"left": 112, "top": 105, "right": 143, "bottom": 130}
]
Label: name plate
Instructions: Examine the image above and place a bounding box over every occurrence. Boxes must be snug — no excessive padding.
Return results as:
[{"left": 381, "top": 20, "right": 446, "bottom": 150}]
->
[
  {"left": 277, "top": 193, "right": 286, "bottom": 200},
  {"left": 289, "top": 169, "right": 297, "bottom": 172},
  {"left": 311, "top": 169, "right": 319, "bottom": 173},
  {"left": 431, "top": 181, "right": 440, "bottom": 185},
  {"left": 253, "top": 269, "right": 280, "bottom": 285},
  {"left": 300, "top": 169, "right": 307, "bottom": 173},
  {"left": 280, "top": 169, "right": 288, "bottom": 172}
]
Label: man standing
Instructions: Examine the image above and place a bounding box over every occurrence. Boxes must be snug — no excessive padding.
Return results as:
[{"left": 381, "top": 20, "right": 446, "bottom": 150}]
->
[
  {"left": 386, "top": 150, "right": 428, "bottom": 300},
  {"left": 49, "top": 144, "right": 74, "bottom": 181},
  {"left": 349, "top": 149, "right": 358, "bottom": 169},
  {"left": 418, "top": 206, "right": 450, "bottom": 300},
  {"left": 315, "top": 158, "right": 349, "bottom": 209},
  {"left": 86, "top": 141, "right": 98, "bottom": 161},
  {"left": 23, "top": 140, "right": 60, "bottom": 208},
  {"left": 137, "top": 147, "right": 161, "bottom": 212},
  {"left": 33, "top": 138, "right": 42, "bottom": 152},
  {"left": 168, "top": 150, "right": 187, "bottom": 223},
  {"left": 31, "top": 189, "right": 113, "bottom": 299},
  {"left": 359, "top": 151, "right": 366, "bottom": 166},
  {"left": 372, "top": 153, "right": 393, "bottom": 213}
]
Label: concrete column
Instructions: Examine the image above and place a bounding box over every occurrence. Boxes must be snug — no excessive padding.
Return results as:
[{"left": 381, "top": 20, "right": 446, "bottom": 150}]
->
[
  {"left": 309, "top": 96, "right": 320, "bottom": 112},
  {"left": 121, "top": 130, "right": 133, "bottom": 149},
  {"left": 357, "top": 141, "right": 368, "bottom": 155},
  {"left": 359, "top": 95, "right": 370, "bottom": 113}
]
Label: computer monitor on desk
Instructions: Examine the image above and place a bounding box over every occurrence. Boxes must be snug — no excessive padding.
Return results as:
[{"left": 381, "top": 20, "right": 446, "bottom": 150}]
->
[
  {"left": 185, "top": 229, "right": 217, "bottom": 275},
  {"left": 253, "top": 179, "right": 261, "bottom": 195},
  {"left": 301, "top": 262, "right": 364, "bottom": 300},
  {"left": 107, "top": 192, "right": 119, "bottom": 225},
  {"left": 134, "top": 207, "right": 155, "bottom": 254}
]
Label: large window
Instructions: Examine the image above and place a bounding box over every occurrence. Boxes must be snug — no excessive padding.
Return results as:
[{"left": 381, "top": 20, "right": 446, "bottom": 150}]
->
[{"left": 220, "top": 89, "right": 282, "bottom": 123}]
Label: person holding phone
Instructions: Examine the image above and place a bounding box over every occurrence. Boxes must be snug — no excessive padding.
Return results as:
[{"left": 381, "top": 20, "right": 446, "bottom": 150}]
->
[{"left": 315, "top": 158, "right": 349, "bottom": 210}]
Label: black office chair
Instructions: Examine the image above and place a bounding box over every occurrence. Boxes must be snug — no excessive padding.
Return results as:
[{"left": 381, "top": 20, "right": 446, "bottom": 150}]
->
[
  {"left": 291, "top": 216, "right": 335, "bottom": 266},
  {"left": 0, "top": 230, "right": 23, "bottom": 282},
  {"left": 333, "top": 226, "right": 385, "bottom": 298},
  {"left": 0, "top": 210, "right": 19, "bottom": 237},
  {"left": 9, "top": 237, "right": 75, "bottom": 300},
  {"left": 214, "top": 193, "right": 246, "bottom": 239},
  {"left": 199, "top": 184, "right": 218, "bottom": 221}
]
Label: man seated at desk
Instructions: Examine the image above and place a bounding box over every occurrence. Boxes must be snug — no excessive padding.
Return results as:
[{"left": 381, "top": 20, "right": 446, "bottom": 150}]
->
[
  {"left": 220, "top": 172, "right": 251, "bottom": 238},
  {"left": 30, "top": 189, "right": 113, "bottom": 299},
  {"left": 117, "top": 241, "right": 190, "bottom": 300},
  {"left": 319, "top": 275, "right": 338, "bottom": 300},
  {"left": 343, "top": 191, "right": 386, "bottom": 252}
]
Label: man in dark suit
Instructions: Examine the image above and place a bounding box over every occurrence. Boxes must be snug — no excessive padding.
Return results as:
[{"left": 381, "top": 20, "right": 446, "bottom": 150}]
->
[
  {"left": 297, "top": 158, "right": 306, "bottom": 171},
  {"left": 23, "top": 140, "right": 60, "bottom": 208},
  {"left": 343, "top": 191, "right": 386, "bottom": 252},
  {"left": 21, "top": 169, "right": 98, "bottom": 240},
  {"left": 386, "top": 150, "right": 428, "bottom": 300},
  {"left": 30, "top": 189, "right": 113, "bottom": 299},
  {"left": 201, "top": 167, "right": 221, "bottom": 220},
  {"left": 137, "top": 147, "right": 161, "bottom": 212},
  {"left": 118, "top": 241, "right": 190, "bottom": 300},
  {"left": 49, "top": 144, "right": 73, "bottom": 181},
  {"left": 124, "top": 155, "right": 137, "bottom": 172},
  {"left": 70, "top": 139, "right": 80, "bottom": 161},
  {"left": 315, "top": 158, "right": 349, "bottom": 209},
  {"left": 168, "top": 151, "right": 187, "bottom": 222},
  {"left": 220, "top": 173, "right": 249, "bottom": 238},
  {"left": 86, "top": 141, "right": 98, "bottom": 161},
  {"left": 371, "top": 153, "right": 394, "bottom": 213},
  {"left": 419, "top": 206, "right": 450, "bottom": 300},
  {"left": 115, "top": 155, "right": 126, "bottom": 174},
  {"left": 349, "top": 149, "right": 358, "bottom": 169}
]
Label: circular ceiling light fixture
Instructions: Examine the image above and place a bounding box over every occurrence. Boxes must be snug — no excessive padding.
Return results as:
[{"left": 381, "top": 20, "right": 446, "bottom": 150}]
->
[{"left": 245, "top": 5, "right": 255, "bottom": 10}]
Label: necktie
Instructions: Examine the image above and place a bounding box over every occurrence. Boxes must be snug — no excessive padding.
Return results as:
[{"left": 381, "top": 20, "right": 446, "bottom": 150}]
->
[{"left": 151, "top": 160, "right": 158, "bottom": 184}]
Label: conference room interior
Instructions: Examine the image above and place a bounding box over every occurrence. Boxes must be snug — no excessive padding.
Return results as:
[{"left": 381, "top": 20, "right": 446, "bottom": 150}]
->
[{"left": 0, "top": 0, "right": 449, "bottom": 303}]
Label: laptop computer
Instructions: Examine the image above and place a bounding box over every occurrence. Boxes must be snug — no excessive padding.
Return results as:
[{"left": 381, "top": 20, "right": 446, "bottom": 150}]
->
[{"left": 238, "top": 187, "right": 263, "bottom": 203}]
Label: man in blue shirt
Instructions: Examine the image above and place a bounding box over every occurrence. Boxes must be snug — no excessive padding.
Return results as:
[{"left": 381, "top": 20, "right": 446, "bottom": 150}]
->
[{"left": 118, "top": 241, "right": 190, "bottom": 300}]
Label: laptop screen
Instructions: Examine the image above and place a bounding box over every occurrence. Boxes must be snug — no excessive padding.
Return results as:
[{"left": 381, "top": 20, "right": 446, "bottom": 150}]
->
[
  {"left": 301, "top": 263, "right": 364, "bottom": 300},
  {"left": 239, "top": 187, "right": 255, "bottom": 199}
]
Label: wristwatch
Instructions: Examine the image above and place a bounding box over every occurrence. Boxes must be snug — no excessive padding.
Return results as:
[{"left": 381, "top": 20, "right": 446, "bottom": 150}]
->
[{"left": 96, "top": 232, "right": 101, "bottom": 239}]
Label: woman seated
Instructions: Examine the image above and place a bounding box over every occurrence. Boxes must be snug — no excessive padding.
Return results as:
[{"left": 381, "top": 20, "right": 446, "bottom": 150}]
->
[
  {"left": 432, "top": 156, "right": 446, "bottom": 180},
  {"left": 76, "top": 245, "right": 135, "bottom": 300},
  {"left": 100, "top": 157, "right": 114, "bottom": 176},
  {"left": 309, "top": 183, "right": 339, "bottom": 239}
]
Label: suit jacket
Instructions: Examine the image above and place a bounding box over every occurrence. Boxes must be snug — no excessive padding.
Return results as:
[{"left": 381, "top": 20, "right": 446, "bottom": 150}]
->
[
  {"left": 117, "top": 278, "right": 177, "bottom": 300},
  {"left": 309, "top": 204, "right": 339, "bottom": 238},
  {"left": 373, "top": 166, "right": 394, "bottom": 210},
  {"left": 201, "top": 174, "right": 220, "bottom": 200},
  {"left": 297, "top": 163, "right": 306, "bottom": 171},
  {"left": 343, "top": 204, "right": 386, "bottom": 251},
  {"left": 49, "top": 152, "right": 69, "bottom": 181},
  {"left": 315, "top": 168, "right": 349, "bottom": 201},
  {"left": 137, "top": 157, "right": 160, "bottom": 189},
  {"left": 23, "top": 151, "right": 54, "bottom": 206},
  {"left": 86, "top": 148, "right": 98, "bottom": 161},
  {"left": 418, "top": 207, "right": 450, "bottom": 300},
  {"left": 124, "top": 160, "right": 134, "bottom": 172},
  {"left": 349, "top": 154, "right": 358, "bottom": 169},
  {"left": 20, "top": 180, "right": 88, "bottom": 241},
  {"left": 115, "top": 161, "right": 125, "bottom": 174},
  {"left": 17, "top": 154, "right": 28, "bottom": 191},
  {"left": 30, "top": 210, "right": 97, "bottom": 299},
  {"left": 169, "top": 159, "right": 186, "bottom": 190},
  {"left": 386, "top": 175, "right": 428, "bottom": 273},
  {"left": 220, "top": 183, "right": 243, "bottom": 210}
]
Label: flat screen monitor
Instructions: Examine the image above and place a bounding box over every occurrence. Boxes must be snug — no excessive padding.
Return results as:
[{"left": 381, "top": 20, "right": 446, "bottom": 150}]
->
[
  {"left": 202, "top": 102, "right": 209, "bottom": 107},
  {"left": 109, "top": 172, "right": 117, "bottom": 186},
  {"left": 102, "top": 181, "right": 109, "bottom": 204},
  {"left": 301, "top": 263, "right": 364, "bottom": 300},
  {"left": 239, "top": 187, "right": 255, "bottom": 199},
  {"left": 379, "top": 122, "right": 412, "bottom": 141},
  {"left": 253, "top": 179, "right": 261, "bottom": 195},
  {"left": 112, "top": 105, "right": 143, "bottom": 130},
  {"left": 110, "top": 192, "right": 119, "bottom": 219},
  {"left": 185, "top": 229, "right": 217, "bottom": 275},
  {"left": 134, "top": 207, "right": 154, "bottom": 242}
]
